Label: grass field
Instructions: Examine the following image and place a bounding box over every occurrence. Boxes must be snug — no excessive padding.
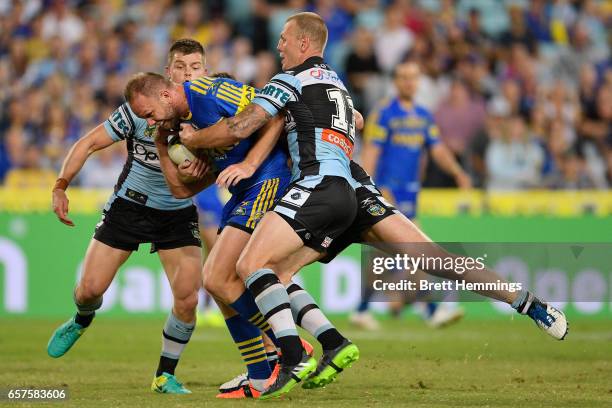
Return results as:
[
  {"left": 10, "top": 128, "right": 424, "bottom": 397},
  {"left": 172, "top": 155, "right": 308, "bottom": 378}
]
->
[{"left": 1, "top": 316, "right": 611, "bottom": 407}]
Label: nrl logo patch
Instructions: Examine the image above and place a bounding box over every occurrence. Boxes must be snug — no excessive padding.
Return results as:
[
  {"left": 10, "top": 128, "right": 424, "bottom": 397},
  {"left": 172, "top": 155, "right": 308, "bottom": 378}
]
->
[
  {"left": 144, "top": 125, "right": 157, "bottom": 138},
  {"left": 367, "top": 203, "right": 386, "bottom": 216}
]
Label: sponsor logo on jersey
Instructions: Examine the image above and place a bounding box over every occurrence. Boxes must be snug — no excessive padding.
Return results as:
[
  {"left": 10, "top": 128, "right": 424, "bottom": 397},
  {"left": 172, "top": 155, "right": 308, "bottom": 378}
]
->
[
  {"left": 261, "top": 84, "right": 291, "bottom": 104},
  {"left": 309, "top": 68, "right": 342, "bottom": 85},
  {"left": 133, "top": 143, "right": 160, "bottom": 163},
  {"left": 321, "top": 128, "right": 353, "bottom": 158},
  {"left": 110, "top": 107, "right": 132, "bottom": 135},
  {"left": 126, "top": 188, "right": 148, "bottom": 205},
  {"left": 360, "top": 197, "right": 376, "bottom": 208},
  {"left": 321, "top": 236, "right": 333, "bottom": 248}
]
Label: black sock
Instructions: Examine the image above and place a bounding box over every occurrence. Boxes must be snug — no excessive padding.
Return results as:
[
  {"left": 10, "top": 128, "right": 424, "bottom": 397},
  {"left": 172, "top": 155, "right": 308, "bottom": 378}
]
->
[
  {"left": 277, "top": 335, "right": 302, "bottom": 365},
  {"left": 317, "top": 328, "right": 345, "bottom": 351},
  {"left": 266, "top": 351, "right": 279, "bottom": 371},
  {"left": 74, "top": 312, "right": 95, "bottom": 328},
  {"left": 156, "top": 356, "right": 179, "bottom": 377}
]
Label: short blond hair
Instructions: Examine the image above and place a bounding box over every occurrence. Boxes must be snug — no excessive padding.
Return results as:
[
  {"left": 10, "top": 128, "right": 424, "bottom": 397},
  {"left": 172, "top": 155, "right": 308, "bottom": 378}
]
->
[
  {"left": 124, "top": 72, "right": 171, "bottom": 104},
  {"left": 286, "top": 12, "right": 328, "bottom": 52}
]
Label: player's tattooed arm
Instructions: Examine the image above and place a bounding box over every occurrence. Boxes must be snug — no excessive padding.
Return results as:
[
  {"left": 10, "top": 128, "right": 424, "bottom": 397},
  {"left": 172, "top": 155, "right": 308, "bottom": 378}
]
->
[
  {"left": 216, "top": 114, "right": 284, "bottom": 187},
  {"left": 226, "top": 104, "right": 272, "bottom": 139},
  {"left": 179, "top": 104, "right": 272, "bottom": 149}
]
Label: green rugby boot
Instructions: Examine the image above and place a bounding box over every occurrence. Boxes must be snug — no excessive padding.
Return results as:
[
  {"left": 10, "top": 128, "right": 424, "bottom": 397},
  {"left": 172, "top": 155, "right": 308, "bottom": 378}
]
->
[
  {"left": 302, "top": 339, "right": 359, "bottom": 389},
  {"left": 47, "top": 317, "right": 87, "bottom": 358},
  {"left": 259, "top": 350, "right": 317, "bottom": 400},
  {"left": 151, "top": 372, "right": 192, "bottom": 394}
]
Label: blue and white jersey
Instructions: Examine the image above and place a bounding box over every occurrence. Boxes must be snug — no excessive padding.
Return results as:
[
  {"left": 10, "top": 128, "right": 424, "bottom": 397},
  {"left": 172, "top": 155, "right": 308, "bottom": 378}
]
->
[
  {"left": 103, "top": 103, "right": 192, "bottom": 210},
  {"left": 252, "top": 56, "right": 356, "bottom": 184}
]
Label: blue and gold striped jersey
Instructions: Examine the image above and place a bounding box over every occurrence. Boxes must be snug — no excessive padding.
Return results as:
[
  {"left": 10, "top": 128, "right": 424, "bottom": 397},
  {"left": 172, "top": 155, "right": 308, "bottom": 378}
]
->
[
  {"left": 183, "top": 76, "right": 290, "bottom": 194},
  {"left": 364, "top": 97, "right": 440, "bottom": 193}
]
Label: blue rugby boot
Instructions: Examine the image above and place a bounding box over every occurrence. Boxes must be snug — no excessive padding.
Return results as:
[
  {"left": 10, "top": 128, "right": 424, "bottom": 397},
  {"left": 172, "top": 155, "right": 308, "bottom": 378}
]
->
[
  {"left": 47, "top": 317, "right": 87, "bottom": 358},
  {"left": 513, "top": 291, "right": 568, "bottom": 340}
]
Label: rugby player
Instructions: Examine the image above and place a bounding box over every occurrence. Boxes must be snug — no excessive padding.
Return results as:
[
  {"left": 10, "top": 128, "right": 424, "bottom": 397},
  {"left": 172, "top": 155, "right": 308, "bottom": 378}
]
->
[
  {"left": 176, "top": 12, "right": 361, "bottom": 399},
  {"left": 125, "top": 71, "right": 296, "bottom": 397},
  {"left": 217, "top": 112, "right": 569, "bottom": 391},
  {"left": 351, "top": 60, "right": 470, "bottom": 329},
  {"left": 47, "top": 39, "right": 210, "bottom": 394}
]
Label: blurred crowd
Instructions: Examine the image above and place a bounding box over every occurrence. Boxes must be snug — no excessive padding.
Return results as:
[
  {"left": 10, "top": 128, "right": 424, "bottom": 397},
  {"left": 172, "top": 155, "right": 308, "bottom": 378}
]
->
[{"left": 0, "top": 0, "right": 610, "bottom": 190}]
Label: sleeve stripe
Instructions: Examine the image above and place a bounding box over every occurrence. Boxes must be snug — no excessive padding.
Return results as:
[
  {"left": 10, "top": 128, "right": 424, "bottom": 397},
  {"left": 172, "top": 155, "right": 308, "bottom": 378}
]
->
[
  {"left": 190, "top": 85, "right": 207, "bottom": 95},
  {"left": 216, "top": 93, "right": 240, "bottom": 106},
  {"left": 192, "top": 77, "right": 213, "bottom": 87},
  {"left": 190, "top": 83, "right": 209, "bottom": 94},
  {"left": 219, "top": 84, "right": 244, "bottom": 98},
  {"left": 106, "top": 121, "right": 126, "bottom": 140},
  {"left": 256, "top": 94, "right": 283, "bottom": 110},
  {"left": 217, "top": 89, "right": 241, "bottom": 104}
]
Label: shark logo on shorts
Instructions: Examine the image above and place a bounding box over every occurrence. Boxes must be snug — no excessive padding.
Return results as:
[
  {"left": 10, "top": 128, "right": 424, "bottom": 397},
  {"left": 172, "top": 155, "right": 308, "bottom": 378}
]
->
[
  {"left": 190, "top": 222, "right": 201, "bottom": 242},
  {"left": 367, "top": 203, "right": 386, "bottom": 216}
]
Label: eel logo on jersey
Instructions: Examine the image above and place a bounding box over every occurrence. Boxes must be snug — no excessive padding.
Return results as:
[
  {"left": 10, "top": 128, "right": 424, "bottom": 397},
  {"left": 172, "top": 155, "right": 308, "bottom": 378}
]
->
[
  {"left": 233, "top": 201, "right": 249, "bottom": 216},
  {"left": 367, "top": 203, "right": 386, "bottom": 217},
  {"left": 261, "top": 84, "right": 291, "bottom": 104}
]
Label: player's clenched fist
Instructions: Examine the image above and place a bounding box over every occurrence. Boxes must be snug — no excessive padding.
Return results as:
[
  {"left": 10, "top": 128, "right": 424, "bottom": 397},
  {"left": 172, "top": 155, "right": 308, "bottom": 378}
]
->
[
  {"left": 178, "top": 123, "right": 197, "bottom": 148},
  {"left": 177, "top": 156, "right": 210, "bottom": 183}
]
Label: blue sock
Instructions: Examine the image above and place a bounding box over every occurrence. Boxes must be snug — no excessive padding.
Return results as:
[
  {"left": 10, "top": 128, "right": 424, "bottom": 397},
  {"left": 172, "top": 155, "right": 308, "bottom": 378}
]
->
[
  {"left": 225, "top": 314, "right": 271, "bottom": 382},
  {"left": 426, "top": 302, "right": 438, "bottom": 318},
  {"left": 230, "top": 290, "right": 279, "bottom": 348},
  {"left": 357, "top": 287, "right": 374, "bottom": 312}
]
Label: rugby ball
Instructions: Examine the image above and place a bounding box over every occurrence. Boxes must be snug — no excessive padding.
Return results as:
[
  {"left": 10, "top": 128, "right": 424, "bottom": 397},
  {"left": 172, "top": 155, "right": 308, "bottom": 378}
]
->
[{"left": 168, "top": 135, "right": 197, "bottom": 165}]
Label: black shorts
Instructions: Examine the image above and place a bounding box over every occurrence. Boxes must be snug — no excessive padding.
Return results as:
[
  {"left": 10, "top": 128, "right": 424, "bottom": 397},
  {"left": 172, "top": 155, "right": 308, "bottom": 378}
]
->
[
  {"left": 273, "top": 175, "right": 357, "bottom": 252},
  {"left": 319, "top": 184, "right": 398, "bottom": 263},
  {"left": 94, "top": 197, "right": 201, "bottom": 253}
]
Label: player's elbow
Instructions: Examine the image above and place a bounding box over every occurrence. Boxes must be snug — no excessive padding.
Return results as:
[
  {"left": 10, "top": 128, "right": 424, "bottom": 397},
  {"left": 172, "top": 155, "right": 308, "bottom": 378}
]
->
[{"left": 171, "top": 186, "right": 194, "bottom": 199}]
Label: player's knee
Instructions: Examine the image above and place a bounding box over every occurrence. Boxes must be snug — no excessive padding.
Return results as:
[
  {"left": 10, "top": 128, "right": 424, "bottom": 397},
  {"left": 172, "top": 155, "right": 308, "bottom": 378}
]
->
[
  {"left": 236, "top": 252, "right": 260, "bottom": 280},
  {"left": 76, "top": 279, "right": 106, "bottom": 302},
  {"left": 203, "top": 268, "right": 238, "bottom": 299},
  {"left": 174, "top": 291, "right": 199, "bottom": 315},
  {"left": 202, "top": 272, "right": 221, "bottom": 297},
  {"left": 275, "top": 268, "right": 294, "bottom": 285}
]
